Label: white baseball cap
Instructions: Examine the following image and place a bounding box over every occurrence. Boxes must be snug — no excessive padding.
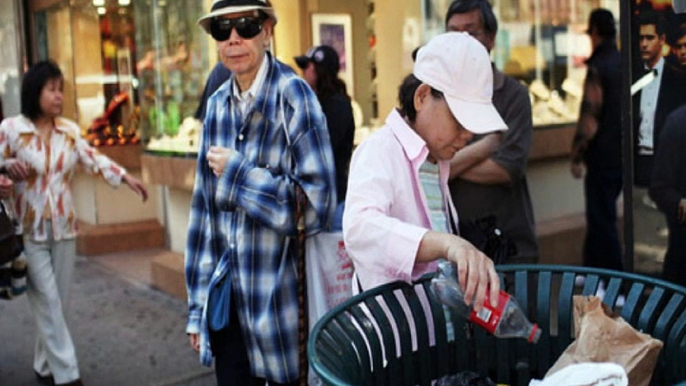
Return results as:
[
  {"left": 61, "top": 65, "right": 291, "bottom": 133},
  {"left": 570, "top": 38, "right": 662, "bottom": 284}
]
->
[
  {"left": 413, "top": 32, "right": 507, "bottom": 134},
  {"left": 198, "top": 0, "right": 277, "bottom": 33}
]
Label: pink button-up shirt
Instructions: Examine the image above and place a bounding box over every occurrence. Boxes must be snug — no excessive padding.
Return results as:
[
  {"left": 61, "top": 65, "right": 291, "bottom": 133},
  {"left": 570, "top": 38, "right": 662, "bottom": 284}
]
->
[
  {"left": 343, "top": 109, "right": 459, "bottom": 291},
  {"left": 0, "top": 115, "right": 126, "bottom": 241}
]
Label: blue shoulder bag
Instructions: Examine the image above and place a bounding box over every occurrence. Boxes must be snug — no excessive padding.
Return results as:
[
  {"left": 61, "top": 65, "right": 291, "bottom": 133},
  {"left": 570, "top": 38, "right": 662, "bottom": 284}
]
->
[{"left": 207, "top": 254, "right": 232, "bottom": 331}]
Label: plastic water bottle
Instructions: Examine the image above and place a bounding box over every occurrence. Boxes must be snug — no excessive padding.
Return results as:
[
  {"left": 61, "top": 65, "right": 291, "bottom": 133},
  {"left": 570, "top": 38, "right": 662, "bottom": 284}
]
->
[{"left": 430, "top": 260, "right": 541, "bottom": 343}]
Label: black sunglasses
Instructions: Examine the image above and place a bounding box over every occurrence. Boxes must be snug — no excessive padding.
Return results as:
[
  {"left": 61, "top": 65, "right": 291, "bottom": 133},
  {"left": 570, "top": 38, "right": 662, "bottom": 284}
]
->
[{"left": 210, "top": 16, "right": 265, "bottom": 41}]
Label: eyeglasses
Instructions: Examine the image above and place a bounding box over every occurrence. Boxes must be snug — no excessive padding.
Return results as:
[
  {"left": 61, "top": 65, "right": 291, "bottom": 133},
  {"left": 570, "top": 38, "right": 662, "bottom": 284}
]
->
[{"left": 210, "top": 16, "right": 265, "bottom": 41}]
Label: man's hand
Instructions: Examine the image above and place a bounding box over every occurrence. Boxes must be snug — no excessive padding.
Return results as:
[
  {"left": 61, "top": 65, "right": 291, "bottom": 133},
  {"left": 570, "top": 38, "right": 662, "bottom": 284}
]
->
[
  {"left": 188, "top": 333, "right": 200, "bottom": 352},
  {"left": 122, "top": 174, "right": 149, "bottom": 202},
  {"left": 571, "top": 161, "right": 584, "bottom": 179},
  {"left": 4, "top": 159, "right": 30, "bottom": 181},
  {"left": 678, "top": 198, "right": 686, "bottom": 224},
  {"left": 0, "top": 175, "right": 13, "bottom": 199},
  {"left": 443, "top": 236, "right": 500, "bottom": 311},
  {"left": 207, "top": 146, "right": 236, "bottom": 177}
]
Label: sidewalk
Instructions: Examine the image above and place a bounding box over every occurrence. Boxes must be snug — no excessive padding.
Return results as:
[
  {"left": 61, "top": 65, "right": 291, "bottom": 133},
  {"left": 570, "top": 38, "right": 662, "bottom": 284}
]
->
[{"left": 0, "top": 252, "right": 215, "bottom": 386}]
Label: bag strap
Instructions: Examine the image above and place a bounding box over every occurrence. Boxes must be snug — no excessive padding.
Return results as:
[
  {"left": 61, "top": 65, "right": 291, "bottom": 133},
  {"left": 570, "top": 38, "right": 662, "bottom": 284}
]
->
[
  {"left": 294, "top": 184, "right": 308, "bottom": 386},
  {"left": 280, "top": 97, "right": 309, "bottom": 386}
]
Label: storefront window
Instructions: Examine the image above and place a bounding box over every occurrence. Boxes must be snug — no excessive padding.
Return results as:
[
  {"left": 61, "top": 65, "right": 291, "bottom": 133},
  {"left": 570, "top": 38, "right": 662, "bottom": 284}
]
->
[
  {"left": 423, "top": 0, "right": 619, "bottom": 127},
  {"left": 32, "top": 0, "right": 142, "bottom": 146},
  {"left": 134, "top": 0, "right": 211, "bottom": 155},
  {"left": 496, "top": 0, "right": 611, "bottom": 127},
  {"left": 29, "top": 0, "right": 213, "bottom": 152},
  {"left": 0, "top": 0, "right": 25, "bottom": 119}
]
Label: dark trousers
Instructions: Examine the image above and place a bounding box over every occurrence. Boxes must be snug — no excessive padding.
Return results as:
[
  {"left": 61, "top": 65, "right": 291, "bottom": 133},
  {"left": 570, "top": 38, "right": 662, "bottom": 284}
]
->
[
  {"left": 209, "top": 300, "right": 299, "bottom": 386},
  {"left": 634, "top": 154, "right": 653, "bottom": 188},
  {"left": 663, "top": 219, "right": 686, "bottom": 286},
  {"left": 583, "top": 168, "right": 624, "bottom": 271}
]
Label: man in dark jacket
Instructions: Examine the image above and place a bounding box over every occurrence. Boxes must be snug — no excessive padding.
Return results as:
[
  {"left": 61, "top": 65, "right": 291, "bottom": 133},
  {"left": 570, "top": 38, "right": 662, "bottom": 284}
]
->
[
  {"left": 649, "top": 105, "right": 686, "bottom": 286},
  {"left": 570, "top": 9, "right": 624, "bottom": 271}
]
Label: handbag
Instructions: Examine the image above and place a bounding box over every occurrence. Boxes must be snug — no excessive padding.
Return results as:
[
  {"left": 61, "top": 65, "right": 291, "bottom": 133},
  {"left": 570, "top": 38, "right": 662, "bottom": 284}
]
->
[
  {"left": 206, "top": 251, "right": 232, "bottom": 332},
  {"left": 0, "top": 201, "right": 22, "bottom": 266}
]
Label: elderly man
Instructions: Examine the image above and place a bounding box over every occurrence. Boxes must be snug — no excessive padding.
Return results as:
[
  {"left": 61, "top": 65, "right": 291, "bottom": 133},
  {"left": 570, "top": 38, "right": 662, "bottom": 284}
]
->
[
  {"left": 185, "top": 1, "right": 337, "bottom": 385},
  {"left": 444, "top": 0, "right": 538, "bottom": 264}
]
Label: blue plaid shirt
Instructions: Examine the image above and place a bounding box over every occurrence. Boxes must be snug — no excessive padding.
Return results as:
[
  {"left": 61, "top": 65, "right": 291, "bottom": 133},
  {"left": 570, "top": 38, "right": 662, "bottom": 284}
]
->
[{"left": 185, "top": 53, "right": 336, "bottom": 383}]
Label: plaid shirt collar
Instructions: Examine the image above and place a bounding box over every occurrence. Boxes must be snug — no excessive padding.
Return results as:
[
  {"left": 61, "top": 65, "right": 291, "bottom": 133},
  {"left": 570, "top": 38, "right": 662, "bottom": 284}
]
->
[{"left": 231, "top": 53, "right": 269, "bottom": 115}]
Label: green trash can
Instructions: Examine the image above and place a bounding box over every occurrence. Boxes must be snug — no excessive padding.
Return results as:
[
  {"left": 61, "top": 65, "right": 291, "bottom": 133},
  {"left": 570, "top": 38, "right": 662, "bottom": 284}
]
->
[{"left": 308, "top": 264, "right": 686, "bottom": 385}]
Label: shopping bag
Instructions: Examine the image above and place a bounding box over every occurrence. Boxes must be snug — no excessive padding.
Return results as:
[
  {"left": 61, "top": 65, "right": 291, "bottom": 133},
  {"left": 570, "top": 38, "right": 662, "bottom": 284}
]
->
[
  {"left": 546, "top": 296, "right": 663, "bottom": 386},
  {"left": 306, "top": 231, "right": 354, "bottom": 331},
  {"left": 305, "top": 230, "right": 354, "bottom": 386}
]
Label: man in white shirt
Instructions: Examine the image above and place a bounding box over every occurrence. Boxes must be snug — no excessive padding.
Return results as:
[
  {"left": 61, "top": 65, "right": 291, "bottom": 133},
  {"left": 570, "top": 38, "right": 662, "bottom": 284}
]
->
[{"left": 633, "top": 11, "right": 686, "bottom": 187}]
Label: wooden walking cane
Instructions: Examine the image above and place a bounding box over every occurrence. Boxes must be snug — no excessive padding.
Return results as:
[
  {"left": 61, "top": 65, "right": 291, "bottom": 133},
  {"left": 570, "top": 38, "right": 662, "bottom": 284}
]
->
[{"left": 294, "top": 184, "right": 309, "bottom": 386}]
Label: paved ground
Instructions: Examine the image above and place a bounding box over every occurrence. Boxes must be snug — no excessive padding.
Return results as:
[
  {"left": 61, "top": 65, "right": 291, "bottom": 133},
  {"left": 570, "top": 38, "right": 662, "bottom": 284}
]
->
[
  {"left": 0, "top": 256, "right": 215, "bottom": 386},
  {"left": 632, "top": 187, "right": 669, "bottom": 277}
]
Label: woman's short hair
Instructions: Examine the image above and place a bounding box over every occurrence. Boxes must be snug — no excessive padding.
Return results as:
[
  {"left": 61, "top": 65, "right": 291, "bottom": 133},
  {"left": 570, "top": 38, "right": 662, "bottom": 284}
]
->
[
  {"left": 398, "top": 74, "right": 444, "bottom": 122},
  {"left": 21, "top": 60, "right": 63, "bottom": 120}
]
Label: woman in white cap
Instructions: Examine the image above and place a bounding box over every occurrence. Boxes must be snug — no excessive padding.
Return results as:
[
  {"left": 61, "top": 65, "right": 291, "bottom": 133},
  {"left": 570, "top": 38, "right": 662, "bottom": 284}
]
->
[{"left": 343, "top": 32, "right": 506, "bottom": 309}]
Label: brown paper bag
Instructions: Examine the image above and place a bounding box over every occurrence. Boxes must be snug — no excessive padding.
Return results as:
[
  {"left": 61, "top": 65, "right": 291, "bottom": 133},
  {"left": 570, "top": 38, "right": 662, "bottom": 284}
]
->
[{"left": 546, "top": 296, "right": 663, "bottom": 386}]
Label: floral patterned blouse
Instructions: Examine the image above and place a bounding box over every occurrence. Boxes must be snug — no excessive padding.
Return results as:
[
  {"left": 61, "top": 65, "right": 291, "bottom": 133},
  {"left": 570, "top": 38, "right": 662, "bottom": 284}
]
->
[{"left": 0, "top": 115, "right": 126, "bottom": 241}]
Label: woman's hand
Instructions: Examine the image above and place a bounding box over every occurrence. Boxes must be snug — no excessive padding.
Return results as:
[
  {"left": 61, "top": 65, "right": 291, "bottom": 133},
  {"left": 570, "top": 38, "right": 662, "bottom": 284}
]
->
[
  {"left": 0, "top": 175, "right": 13, "bottom": 199},
  {"left": 443, "top": 236, "right": 500, "bottom": 311},
  {"left": 123, "top": 174, "right": 148, "bottom": 202},
  {"left": 4, "top": 159, "right": 30, "bottom": 181},
  {"left": 418, "top": 231, "right": 500, "bottom": 311}
]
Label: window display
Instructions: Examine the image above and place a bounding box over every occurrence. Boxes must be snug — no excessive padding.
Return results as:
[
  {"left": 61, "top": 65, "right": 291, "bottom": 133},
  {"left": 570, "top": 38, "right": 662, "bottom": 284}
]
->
[
  {"left": 0, "top": 0, "right": 24, "bottom": 119},
  {"left": 134, "top": 0, "right": 210, "bottom": 155},
  {"left": 32, "top": 0, "right": 143, "bottom": 148}
]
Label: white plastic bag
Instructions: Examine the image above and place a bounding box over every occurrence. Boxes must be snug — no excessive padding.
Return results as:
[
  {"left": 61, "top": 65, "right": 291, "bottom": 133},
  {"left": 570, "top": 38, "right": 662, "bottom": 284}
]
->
[
  {"left": 529, "top": 362, "right": 628, "bottom": 386},
  {"left": 306, "top": 231, "right": 354, "bottom": 386},
  {"left": 306, "top": 231, "right": 354, "bottom": 331}
]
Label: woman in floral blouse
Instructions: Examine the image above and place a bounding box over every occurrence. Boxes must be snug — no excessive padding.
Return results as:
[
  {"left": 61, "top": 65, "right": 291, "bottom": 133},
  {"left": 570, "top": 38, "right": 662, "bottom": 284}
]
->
[{"left": 0, "top": 60, "right": 147, "bottom": 386}]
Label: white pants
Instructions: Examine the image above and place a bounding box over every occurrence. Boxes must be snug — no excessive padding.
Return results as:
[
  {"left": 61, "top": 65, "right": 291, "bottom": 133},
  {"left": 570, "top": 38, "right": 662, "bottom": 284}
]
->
[{"left": 25, "top": 222, "right": 80, "bottom": 384}]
